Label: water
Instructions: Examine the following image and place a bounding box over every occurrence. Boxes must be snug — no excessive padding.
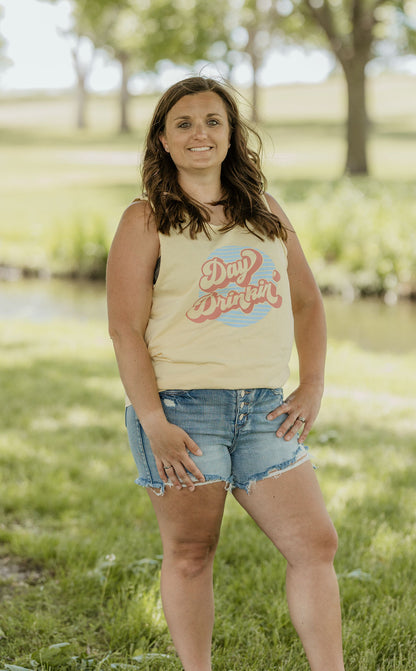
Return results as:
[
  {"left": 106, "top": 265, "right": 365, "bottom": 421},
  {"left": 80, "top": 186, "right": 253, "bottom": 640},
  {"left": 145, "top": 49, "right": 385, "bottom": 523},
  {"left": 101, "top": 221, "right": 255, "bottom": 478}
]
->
[
  {"left": 1, "top": 278, "right": 415, "bottom": 354},
  {"left": 0, "top": 278, "right": 107, "bottom": 323}
]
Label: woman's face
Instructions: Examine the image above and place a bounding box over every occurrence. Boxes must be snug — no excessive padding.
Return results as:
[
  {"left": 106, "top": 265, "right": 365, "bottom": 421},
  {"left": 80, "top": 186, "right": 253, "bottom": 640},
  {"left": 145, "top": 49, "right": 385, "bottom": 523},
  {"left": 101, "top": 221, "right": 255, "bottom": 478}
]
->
[{"left": 159, "top": 91, "right": 231, "bottom": 177}]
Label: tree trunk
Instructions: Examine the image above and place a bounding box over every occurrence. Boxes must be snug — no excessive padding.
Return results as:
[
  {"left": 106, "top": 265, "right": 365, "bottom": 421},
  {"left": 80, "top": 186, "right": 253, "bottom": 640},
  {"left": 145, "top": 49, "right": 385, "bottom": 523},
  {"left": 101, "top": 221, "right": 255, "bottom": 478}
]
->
[
  {"left": 71, "top": 41, "right": 90, "bottom": 130},
  {"left": 246, "top": 24, "right": 263, "bottom": 124},
  {"left": 251, "top": 68, "right": 260, "bottom": 124},
  {"left": 76, "top": 74, "right": 87, "bottom": 129},
  {"left": 342, "top": 57, "right": 369, "bottom": 175},
  {"left": 344, "top": 58, "right": 369, "bottom": 175},
  {"left": 119, "top": 54, "right": 130, "bottom": 133},
  {"left": 303, "top": 0, "right": 375, "bottom": 175}
]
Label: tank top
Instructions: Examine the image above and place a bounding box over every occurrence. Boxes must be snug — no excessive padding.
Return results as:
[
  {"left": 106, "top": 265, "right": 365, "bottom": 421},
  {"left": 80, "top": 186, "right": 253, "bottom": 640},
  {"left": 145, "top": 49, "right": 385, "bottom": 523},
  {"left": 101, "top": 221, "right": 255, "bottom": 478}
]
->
[{"left": 141, "top": 221, "right": 294, "bottom": 393}]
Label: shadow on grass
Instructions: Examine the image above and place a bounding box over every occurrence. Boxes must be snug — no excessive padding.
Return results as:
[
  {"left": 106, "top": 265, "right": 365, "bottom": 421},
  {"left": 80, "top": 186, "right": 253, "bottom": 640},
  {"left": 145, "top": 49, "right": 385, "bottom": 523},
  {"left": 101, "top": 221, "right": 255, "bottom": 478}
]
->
[
  {"left": 0, "top": 125, "right": 146, "bottom": 150},
  {"left": 1, "top": 347, "right": 416, "bottom": 669}
]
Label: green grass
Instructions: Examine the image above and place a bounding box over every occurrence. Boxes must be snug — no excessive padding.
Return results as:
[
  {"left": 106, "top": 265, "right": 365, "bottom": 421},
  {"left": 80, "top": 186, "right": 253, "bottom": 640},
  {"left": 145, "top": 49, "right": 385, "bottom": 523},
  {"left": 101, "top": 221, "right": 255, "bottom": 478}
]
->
[
  {"left": 1, "top": 73, "right": 416, "bottom": 669},
  {"left": 0, "top": 311, "right": 415, "bottom": 670}
]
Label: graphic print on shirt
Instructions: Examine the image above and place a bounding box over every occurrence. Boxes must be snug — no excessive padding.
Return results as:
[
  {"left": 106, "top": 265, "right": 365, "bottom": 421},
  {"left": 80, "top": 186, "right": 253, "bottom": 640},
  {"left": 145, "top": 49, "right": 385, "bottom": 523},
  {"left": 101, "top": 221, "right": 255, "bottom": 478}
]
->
[{"left": 186, "top": 245, "right": 283, "bottom": 328}]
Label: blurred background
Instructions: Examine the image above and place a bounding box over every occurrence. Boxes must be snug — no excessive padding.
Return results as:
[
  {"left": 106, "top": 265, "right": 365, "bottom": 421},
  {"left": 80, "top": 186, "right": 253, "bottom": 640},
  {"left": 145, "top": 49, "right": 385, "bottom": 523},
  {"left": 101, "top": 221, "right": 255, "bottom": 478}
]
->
[
  {"left": 1, "top": 0, "right": 415, "bottom": 304},
  {"left": 1, "top": 0, "right": 416, "bottom": 348},
  {"left": 1, "top": 1, "right": 416, "bottom": 669}
]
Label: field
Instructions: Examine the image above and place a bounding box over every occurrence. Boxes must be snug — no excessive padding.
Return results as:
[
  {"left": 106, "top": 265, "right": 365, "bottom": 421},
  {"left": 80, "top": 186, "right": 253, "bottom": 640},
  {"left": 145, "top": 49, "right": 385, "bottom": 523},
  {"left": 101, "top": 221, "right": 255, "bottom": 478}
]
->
[
  {"left": 1, "top": 73, "right": 416, "bottom": 294},
  {"left": 1, "top": 73, "right": 416, "bottom": 670}
]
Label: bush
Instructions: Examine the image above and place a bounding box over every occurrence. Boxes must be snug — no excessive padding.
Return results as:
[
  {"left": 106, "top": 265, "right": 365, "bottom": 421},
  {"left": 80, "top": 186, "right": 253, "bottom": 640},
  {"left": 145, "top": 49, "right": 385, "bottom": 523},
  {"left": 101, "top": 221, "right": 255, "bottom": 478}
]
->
[
  {"left": 295, "top": 179, "right": 416, "bottom": 298},
  {"left": 49, "top": 213, "right": 110, "bottom": 280}
]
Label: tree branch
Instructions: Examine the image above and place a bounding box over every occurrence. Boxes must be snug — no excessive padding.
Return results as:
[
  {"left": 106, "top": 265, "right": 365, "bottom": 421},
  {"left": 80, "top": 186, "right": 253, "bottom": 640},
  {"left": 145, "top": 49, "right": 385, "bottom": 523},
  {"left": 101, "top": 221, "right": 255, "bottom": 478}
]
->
[{"left": 303, "top": 0, "right": 350, "bottom": 60}]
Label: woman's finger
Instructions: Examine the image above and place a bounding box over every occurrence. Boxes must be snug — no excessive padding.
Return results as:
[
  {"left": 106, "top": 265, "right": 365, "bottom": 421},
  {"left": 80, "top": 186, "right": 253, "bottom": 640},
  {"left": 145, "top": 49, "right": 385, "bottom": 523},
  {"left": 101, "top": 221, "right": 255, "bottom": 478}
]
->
[
  {"left": 163, "top": 463, "right": 183, "bottom": 491},
  {"left": 182, "top": 451, "right": 205, "bottom": 482},
  {"left": 156, "top": 459, "right": 169, "bottom": 483},
  {"left": 185, "top": 436, "right": 203, "bottom": 457},
  {"left": 171, "top": 463, "right": 198, "bottom": 491},
  {"left": 267, "top": 402, "right": 288, "bottom": 421}
]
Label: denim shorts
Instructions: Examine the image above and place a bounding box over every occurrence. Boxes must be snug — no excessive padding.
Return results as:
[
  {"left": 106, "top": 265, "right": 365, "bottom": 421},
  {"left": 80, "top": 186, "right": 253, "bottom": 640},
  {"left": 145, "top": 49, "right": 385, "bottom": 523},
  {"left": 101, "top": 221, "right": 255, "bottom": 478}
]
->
[{"left": 125, "top": 388, "right": 309, "bottom": 495}]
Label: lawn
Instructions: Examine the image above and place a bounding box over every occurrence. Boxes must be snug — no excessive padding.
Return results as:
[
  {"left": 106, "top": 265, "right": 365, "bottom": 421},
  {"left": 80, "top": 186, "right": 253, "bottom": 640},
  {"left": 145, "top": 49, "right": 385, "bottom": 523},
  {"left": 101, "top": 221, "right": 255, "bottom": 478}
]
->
[
  {"left": 0, "top": 311, "right": 415, "bottom": 670},
  {"left": 1, "top": 73, "right": 416, "bottom": 669}
]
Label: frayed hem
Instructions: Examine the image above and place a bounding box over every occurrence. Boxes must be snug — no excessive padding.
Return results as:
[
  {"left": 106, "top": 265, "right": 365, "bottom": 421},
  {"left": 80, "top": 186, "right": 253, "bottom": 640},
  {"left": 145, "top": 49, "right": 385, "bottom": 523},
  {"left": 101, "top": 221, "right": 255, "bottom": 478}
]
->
[
  {"left": 135, "top": 475, "right": 232, "bottom": 496},
  {"left": 233, "top": 451, "right": 311, "bottom": 495}
]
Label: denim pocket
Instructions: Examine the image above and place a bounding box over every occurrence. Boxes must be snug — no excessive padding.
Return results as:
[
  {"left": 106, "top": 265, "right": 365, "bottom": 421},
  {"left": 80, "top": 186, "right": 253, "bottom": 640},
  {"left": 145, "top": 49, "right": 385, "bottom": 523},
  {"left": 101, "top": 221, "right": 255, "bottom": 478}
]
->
[{"left": 159, "top": 389, "right": 192, "bottom": 399}]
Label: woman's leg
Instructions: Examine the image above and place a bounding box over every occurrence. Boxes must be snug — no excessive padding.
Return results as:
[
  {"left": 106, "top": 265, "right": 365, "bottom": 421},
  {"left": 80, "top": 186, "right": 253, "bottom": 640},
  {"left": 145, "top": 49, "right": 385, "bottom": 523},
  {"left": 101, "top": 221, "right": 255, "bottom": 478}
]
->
[
  {"left": 233, "top": 461, "right": 344, "bottom": 671},
  {"left": 149, "top": 482, "right": 228, "bottom": 671}
]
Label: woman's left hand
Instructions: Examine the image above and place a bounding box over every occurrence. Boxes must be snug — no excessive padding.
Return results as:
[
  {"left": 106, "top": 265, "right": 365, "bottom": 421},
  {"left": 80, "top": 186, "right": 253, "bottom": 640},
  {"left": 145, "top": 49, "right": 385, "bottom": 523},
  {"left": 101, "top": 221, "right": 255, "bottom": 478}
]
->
[{"left": 267, "top": 383, "right": 324, "bottom": 443}]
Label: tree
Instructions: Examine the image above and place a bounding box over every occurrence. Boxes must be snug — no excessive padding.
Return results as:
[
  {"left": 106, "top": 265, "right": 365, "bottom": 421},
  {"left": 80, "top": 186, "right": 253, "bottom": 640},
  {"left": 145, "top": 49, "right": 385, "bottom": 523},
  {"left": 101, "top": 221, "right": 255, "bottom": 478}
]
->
[
  {"left": 40, "top": 0, "right": 126, "bottom": 128},
  {"left": 286, "top": 0, "right": 416, "bottom": 173},
  {"left": 229, "top": 0, "right": 415, "bottom": 173},
  {"left": 43, "top": 0, "right": 232, "bottom": 132},
  {"left": 229, "top": 0, "right": 283, "bottom": 122}
]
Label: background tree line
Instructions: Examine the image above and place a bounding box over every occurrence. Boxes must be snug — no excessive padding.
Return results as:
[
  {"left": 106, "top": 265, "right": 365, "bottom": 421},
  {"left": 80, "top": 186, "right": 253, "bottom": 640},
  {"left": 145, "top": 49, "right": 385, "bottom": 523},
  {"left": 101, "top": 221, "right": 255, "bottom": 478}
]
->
[{"left": 13, "top": 0, "right": 416, "bottom": 174}]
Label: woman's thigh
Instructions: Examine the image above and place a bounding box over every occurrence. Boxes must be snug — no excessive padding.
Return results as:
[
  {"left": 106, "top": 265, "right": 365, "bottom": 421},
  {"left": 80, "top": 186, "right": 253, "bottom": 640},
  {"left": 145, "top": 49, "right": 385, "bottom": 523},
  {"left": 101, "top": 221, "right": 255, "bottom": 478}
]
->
[
  {"left": 232, "top": 461, "right": 337, "bottom": 564},
  {"left": 149, "top": 482, "right": 228, "bottom": 550}
]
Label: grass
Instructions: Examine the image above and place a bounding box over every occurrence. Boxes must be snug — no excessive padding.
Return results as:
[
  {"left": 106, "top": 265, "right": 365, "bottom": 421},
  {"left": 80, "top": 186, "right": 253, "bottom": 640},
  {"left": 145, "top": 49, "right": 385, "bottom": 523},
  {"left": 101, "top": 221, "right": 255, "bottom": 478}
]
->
[
  {"left": 1, "top": 72, "right": 416, "bottom": 669},
  {"left": 0, "top": 307, "right": 415, "bottom": 670}
]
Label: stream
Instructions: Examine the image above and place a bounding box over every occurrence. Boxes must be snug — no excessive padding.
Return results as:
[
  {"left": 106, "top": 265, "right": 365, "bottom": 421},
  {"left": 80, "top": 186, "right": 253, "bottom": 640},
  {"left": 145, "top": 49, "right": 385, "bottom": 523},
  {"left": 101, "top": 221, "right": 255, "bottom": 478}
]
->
[{"left": 1, "top": 278, "right": 415, "bottom": 354}]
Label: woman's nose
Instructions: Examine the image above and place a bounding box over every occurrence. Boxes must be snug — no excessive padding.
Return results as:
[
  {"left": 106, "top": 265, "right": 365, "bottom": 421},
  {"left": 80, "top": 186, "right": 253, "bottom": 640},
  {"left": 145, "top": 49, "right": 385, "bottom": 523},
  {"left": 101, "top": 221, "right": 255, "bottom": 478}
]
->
[{"left": 193, "top": 121, "right": 207, "bottom": 137}]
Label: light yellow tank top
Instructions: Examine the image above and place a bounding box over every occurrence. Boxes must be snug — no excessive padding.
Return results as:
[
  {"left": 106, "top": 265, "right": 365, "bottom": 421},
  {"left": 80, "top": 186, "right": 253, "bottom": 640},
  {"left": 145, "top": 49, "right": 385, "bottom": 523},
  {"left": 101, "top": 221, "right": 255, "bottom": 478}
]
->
[{"left": 143, "top": 222, "right": 294, "bottom": 392}]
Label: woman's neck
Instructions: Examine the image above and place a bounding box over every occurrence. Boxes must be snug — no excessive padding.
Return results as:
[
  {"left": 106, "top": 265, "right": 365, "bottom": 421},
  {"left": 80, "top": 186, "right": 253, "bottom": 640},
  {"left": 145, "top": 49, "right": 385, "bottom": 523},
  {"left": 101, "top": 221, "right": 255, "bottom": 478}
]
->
[{"left": 178, "top": 173, "right": 223, "bottom": 205}]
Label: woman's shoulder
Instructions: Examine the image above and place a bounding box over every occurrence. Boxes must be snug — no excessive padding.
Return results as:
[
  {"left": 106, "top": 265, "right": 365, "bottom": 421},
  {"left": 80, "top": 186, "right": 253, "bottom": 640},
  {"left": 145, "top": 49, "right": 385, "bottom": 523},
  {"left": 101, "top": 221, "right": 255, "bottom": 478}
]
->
[
  {"left": 118, "top": 198, "right": 158, "bottom": 237},
  {"left": 110, "top": 198, "right": 159, "bottom": 259},
  {"left": 263, "top": 192, "right": 294, "bottom": 233},
  {"left": 122, "top": 198, "right": 154, "bottom": 223}
]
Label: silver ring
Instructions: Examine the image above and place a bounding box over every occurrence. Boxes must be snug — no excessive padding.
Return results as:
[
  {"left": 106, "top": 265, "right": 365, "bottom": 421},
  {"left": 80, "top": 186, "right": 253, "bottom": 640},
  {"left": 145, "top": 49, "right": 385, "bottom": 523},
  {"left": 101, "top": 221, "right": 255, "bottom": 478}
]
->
[
  {"left": 298, "top": 416, "right": 306, "bottom": 423},
  {"left": 164, "top": 465, "right": 173, "bottom": 470}
]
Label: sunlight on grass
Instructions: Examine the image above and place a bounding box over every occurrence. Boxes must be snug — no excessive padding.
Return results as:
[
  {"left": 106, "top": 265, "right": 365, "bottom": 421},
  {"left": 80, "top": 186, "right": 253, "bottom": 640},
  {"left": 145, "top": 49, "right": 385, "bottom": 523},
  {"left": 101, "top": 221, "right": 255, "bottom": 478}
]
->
[
  {"left": 1, "top": 72, "right": 416, "bottom": 670},
  {"left": 369, "top": 523, "right": 416, "bottom": 562},
  {"left": 1, "top": 312, "right": 415, "bottom": 669}
]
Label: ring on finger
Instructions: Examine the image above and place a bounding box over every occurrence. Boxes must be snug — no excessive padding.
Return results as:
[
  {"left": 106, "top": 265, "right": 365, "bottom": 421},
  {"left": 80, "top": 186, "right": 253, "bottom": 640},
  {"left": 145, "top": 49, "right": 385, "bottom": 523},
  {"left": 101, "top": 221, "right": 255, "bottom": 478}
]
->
[
  {"left": 164, "top": 465, "right": 174, "bottom": 470},
  {"left": 297, "top": 416, "right": 306, "bottom": 423}
]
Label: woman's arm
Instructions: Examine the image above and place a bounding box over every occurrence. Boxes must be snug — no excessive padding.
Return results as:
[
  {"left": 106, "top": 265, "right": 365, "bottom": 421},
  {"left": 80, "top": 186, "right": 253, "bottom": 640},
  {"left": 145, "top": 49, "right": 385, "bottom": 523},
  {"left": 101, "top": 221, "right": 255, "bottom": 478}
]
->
[
  {"left": 106, "top": 201, "right": 204, "bottom": 489},
  {"left": 264, "top": 193, "right": 327, "bottom": 443}
]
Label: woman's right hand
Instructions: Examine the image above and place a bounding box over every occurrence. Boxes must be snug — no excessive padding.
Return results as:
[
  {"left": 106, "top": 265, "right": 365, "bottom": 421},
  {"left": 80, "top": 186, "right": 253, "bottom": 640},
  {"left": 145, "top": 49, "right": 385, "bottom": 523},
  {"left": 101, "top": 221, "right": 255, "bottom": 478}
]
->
[{"left": 146, "top": 420, "right": 205, "bottom": 491}]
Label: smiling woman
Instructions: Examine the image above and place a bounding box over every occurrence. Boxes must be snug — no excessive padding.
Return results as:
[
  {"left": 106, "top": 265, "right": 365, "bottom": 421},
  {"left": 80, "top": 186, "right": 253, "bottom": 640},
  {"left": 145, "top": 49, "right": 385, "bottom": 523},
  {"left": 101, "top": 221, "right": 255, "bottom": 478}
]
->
[{"left": 106, "top": 75, "right": 345, "bottom": 671}]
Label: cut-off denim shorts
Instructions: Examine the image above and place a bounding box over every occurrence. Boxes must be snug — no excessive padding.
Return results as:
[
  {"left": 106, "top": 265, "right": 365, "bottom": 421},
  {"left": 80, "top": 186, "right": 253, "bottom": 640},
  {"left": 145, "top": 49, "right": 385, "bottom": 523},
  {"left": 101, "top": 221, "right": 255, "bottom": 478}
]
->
[{"left": 125, "top": 388, "right": 310, "bottom": 495}]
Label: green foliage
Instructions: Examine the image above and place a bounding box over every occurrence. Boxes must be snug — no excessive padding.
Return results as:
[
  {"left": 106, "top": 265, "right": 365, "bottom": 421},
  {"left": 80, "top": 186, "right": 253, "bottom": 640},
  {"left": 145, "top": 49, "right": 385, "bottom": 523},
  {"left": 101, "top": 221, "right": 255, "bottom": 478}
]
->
[
  {"left": 295, "top": 179, "right": 416, "bottom": 297},
  {"left": 49, "top": 213, "right": 110, "bottom": 280}
]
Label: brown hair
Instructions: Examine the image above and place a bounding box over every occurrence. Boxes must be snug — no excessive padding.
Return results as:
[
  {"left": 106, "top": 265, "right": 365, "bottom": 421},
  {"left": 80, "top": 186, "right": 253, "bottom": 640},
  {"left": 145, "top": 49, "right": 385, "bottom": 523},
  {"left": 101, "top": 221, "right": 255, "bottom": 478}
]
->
[{"left": 141, "top": 76, "right": 287, "bottom": 241}]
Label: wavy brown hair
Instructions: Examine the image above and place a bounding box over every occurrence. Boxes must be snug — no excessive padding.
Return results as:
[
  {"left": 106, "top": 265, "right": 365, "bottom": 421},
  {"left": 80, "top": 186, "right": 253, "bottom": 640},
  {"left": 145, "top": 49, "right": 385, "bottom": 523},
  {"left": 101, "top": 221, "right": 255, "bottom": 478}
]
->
[{"left": 141, "top": 76, "right": 287, "bottom": 241}]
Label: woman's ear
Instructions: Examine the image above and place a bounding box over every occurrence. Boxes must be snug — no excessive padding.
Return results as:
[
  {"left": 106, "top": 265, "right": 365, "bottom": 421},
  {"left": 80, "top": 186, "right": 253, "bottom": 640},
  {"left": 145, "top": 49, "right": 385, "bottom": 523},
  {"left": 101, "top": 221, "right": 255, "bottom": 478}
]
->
[{"left": 159, "top": 134, "right": 169, "bottom": 153}]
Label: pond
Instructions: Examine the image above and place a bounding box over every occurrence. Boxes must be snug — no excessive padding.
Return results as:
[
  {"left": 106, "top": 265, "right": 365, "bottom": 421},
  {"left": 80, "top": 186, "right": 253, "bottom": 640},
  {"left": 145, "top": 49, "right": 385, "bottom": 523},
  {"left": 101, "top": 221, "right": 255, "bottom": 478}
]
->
[{"left": 1, "top": 278, "right": 415, "bottom": 354}]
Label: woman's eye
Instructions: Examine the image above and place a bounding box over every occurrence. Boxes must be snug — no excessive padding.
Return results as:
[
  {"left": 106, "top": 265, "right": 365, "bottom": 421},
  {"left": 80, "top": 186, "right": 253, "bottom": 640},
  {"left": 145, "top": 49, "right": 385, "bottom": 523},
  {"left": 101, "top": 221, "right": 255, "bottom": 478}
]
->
[
  {"left": 208, "top": 119, "right": 219, "bottom": 126},
  {"left": 178, "top": 122, "right": 191, "bottom": 129}
]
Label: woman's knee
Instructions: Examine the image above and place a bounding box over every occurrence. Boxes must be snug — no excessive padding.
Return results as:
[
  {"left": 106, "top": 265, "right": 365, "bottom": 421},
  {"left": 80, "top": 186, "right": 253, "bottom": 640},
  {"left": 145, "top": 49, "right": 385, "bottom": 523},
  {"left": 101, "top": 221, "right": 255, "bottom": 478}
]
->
[
  {"left": 303, "top": 519, "right": 338, "bottom": 565},
  {"left": 164, "top": 536, "right": 219, "bottom": 579},
  {"left": 318, "top": 520, "right": 338, "bottom": 562},
  {"left": 286, "top": 517, "right": 338, "bottom": 568}
]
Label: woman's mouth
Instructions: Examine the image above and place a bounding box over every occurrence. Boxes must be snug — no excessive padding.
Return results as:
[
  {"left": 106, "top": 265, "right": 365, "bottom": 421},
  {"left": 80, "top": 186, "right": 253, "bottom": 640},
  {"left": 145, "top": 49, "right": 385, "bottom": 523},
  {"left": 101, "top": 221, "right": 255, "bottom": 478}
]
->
[{"left": 189, "top": 146, "right": 212, "bottom": 152}]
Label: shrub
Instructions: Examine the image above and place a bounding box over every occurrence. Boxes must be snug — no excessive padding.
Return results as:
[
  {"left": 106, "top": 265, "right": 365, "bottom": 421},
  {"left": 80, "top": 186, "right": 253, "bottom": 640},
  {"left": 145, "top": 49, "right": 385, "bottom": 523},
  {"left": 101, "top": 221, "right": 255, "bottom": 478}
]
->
[
  {"left": 49, "top": 213, "right": 110, "bottom": 280},
  {"left": 296, "top": 179, "right": 416, "bottom": 298}
]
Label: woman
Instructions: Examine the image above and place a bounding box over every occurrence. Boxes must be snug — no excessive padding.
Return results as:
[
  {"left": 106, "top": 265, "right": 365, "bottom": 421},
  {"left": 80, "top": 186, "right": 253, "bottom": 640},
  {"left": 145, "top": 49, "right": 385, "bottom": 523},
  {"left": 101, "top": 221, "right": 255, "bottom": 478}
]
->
[{"left": 107, "top": 76, "right": 344, "bottom": 671}]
